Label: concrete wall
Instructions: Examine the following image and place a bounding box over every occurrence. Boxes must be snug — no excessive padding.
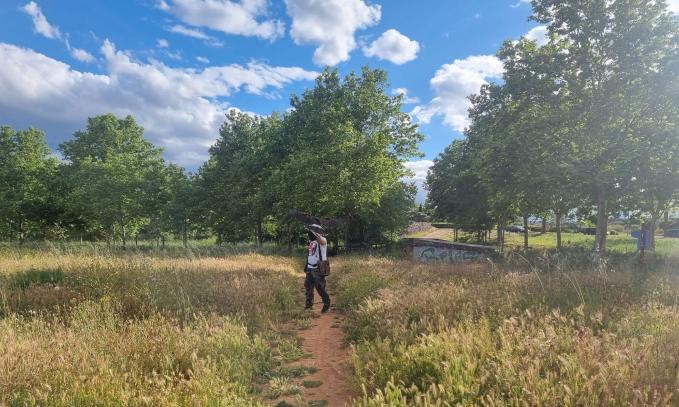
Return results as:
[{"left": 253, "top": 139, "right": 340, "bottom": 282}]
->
[{"left": 412, "top": 245, "right": 485, "bottom": 263}]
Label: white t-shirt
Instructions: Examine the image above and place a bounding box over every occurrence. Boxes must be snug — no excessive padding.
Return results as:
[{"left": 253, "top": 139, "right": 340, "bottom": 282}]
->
[{"left": 307, "top": 240, "right": 327, "bottom": 269}]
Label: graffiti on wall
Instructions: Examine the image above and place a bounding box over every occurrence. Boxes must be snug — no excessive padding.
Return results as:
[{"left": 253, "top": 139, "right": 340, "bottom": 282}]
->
[{"left": 413, "top": 245, "right": 484, "bottom": 263}]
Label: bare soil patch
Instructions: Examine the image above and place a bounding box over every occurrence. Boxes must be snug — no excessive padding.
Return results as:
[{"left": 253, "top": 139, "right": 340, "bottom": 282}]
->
[{"left": 273, "top": 305, "right": 355, "bottom": 407}]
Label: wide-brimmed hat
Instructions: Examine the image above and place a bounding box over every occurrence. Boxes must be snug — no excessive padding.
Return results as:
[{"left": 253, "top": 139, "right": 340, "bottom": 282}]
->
[{"left": 304, "top": 223, "right": 327, "bottom": 236}]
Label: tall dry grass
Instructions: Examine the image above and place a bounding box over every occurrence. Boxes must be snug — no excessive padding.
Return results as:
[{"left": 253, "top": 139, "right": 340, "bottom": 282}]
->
[
  {"left": 2, "top": 245, "right": 679, "bottom": 405},
  {"left": 0, "top": 252, "right": 302, "bottom": 327},
  {"left": 330, "top": 253, "right": 679, "bottom": 405},
  {"left": 0, "top": 248, "right": 307, "bottom": 406},
  {"left": 1, "top": 299, "right": 271, "bottom": 406}
]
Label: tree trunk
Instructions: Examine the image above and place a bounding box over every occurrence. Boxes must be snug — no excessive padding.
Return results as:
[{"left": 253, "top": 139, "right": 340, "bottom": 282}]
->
[
  {"left": 594, "top": 189, "right": 607, "bottom": 253},
  {"left": 256, "top": 219, "right": 263, "bottom": 248},
  {"left": 135, "top": 234, "right": 138, "bottom": 247},
  {"left": 344, "top": 216, "right": 351, "bottom": 253},
  {"left": 161, "top": 235, "right": 165, "bottom": 249},
  {"left": 182, "top": 221, "right": 188, "bottom": 248},
  {"left": 497, "top": 220, "right": 505, "bottom": 254},
  {"left": 523, "top": 215, "right": 529, "bottom": 251},
  {"left": 541, "top": 217, "right": 547, "bottom": 234},
  {"left": 650, "top": 212, "right": 658, "bottom": 250},
  {"left": 107, "top": 225, "right": 113, "bottom": 249},
  {"left": 286, "top": 225, "right": 292, "bottom": 251},
  {"left": 555, "top": 209, "right": 562, "bottom": 250},
  {"left": 121, "top": 222, "right": 127, "bottom": 249}
]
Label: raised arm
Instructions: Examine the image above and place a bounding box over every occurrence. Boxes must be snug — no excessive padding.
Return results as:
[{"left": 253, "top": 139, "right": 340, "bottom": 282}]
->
[{"left": 313, "top": 232, "right": 327, "bottom": 246}]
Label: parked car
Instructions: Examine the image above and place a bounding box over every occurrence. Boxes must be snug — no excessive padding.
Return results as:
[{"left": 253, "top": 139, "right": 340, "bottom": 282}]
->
[
  {"left": 505, "top": 225, "right": 525, "bottom": 233},
  {"left": 581, "top": 227, "right": 597, "bottom": 235},
  {"left": 665, "top": 229, "right": 679, "bottom": 238}
]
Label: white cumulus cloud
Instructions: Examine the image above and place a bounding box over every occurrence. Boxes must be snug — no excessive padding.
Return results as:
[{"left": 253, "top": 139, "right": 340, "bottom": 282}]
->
[
  {"left": 157, "top": 0, "right": 171, "bottom": 11},
  {"left": 403, "top": 160, "right": 434, "bottom": 203},
  {"left": 157, "top": 38, "right": 170, "bottom": 48},
  {"left": 412, "top": 55, "right": 504, "bottom": 132},
  {"left": 392, "top": 87, "right": 419, "bottom": 104},
  {"left": 70, "top": 48, "right": 95, "bottom": 63},
  {"left": 169, "top": 24, "right": 210, "bottom": 39},
  {"left": 20, "top": 1, "right": 62, "bottom": 39},
  {"left": 0, "top": 41, "right": 318, "bottom": 166},
  {"left": 161, "top": 0, "right": 284, "bottom": 40},
  {"left": 404, "top": 160, "right": 433, "bottom": 182},
  {"left": 510, "top": 0, "right": 531, "bottom": 8},
  {"left": 196, "top": 56, "right": 210, "bottom": 63},
  {"left": 524, "top": 25, "right": 548, "bottom": 46},
  {"left": 168, "top": 24, "right": 224, "bottom": 46},
  {"left": 363, "top": 29, "right": 420, "bottom": 65},
  {"left": 285, "top": 0, "right": 381, "bottom": 66},
  {"left": 667, "top": 0, "right": 679, "bottom": 14},
  {"left": 21, "top": 2, "right": 98, "bottom": 65}
]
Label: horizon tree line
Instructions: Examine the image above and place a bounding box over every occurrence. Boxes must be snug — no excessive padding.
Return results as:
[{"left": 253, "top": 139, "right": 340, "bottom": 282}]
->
[{"left": 0, "top": 67, "right": 423, "bottom": 249}]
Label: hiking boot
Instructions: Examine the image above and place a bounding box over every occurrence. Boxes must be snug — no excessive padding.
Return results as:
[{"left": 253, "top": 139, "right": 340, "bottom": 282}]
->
[{"left": 321, "top": 302, "right": 331, "bottom": 313}]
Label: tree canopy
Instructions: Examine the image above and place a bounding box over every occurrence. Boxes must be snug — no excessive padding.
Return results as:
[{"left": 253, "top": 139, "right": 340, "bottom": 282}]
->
[
  {"left": 0, "top": 67, "right": 423, "bottom": 248},
  {"left": 427, "top": 0, "right": 679, "bottom": 252}
]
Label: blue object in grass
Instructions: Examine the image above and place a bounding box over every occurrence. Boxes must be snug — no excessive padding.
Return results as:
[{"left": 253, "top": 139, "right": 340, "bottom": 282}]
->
[{"left": 631, "top": 228, "right": 652, "bottom": 251}]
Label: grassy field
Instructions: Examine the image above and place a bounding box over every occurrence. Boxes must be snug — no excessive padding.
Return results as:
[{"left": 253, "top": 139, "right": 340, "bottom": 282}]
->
[
  {"left": 501, "top": 231, "right": 679, "bottom": 254},
  {"left": 1, "top": 245, "right": 678, "bottom": 405},
  {"left": 331, "top": 252, "right": 679, "bottom": 405},
  {"left": 0, "top": 247, "right": 309, "bottom": 406},
  {"left": 409, "top": 228, "right": 679, "bottom": 255}
]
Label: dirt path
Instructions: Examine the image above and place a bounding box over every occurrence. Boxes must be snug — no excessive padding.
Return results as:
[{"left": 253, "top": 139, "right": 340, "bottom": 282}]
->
[{"left": 274, "top": 306, "right": 355, "bottom": 407}]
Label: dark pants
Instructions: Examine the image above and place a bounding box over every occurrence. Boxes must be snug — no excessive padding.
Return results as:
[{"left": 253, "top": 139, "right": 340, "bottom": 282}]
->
[{"left": 304, "top": 269, "right": 330, "bottom": 308}]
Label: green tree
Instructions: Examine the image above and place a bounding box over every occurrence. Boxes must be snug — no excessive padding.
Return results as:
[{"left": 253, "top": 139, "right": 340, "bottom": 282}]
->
[
  {"left": 276, "top": 67, "right": 423, "bottom": 248},
  {"left": 0, "top": 126, "right": 59, "bottom": 241},
  {"left": 163, "top": 165, "right": 199, "bottom": 247},
  {"left": 362, "top": 181, "right": 417, "bottom": 243},
  {"left": 426, "top": 140, "right": 493, "bottom": 242},
  {"left": 59, "top": 114, "right": 166, "bottom": 248},
  {"left": 531, "top": 0, "right": 679, "bottom": 252},
  {"left": 199, "top": 110, "right": 281, "bottom": 245},
  {"left": 464, "top": 84, "right": 520, "bottom": 251},
  {"left": 497, "top": 38, "right": 585, "bottom": 249}
]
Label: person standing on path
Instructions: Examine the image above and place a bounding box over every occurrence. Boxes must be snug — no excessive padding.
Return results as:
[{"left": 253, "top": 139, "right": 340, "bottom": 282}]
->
[{"left": 304, "top": 225, "right": 331, "bottom": 312}]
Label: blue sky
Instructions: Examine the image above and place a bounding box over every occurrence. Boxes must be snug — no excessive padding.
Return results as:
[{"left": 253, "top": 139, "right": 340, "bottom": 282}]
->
[{"left": 0, "top": 0, "right": 558, "bottom": 200}]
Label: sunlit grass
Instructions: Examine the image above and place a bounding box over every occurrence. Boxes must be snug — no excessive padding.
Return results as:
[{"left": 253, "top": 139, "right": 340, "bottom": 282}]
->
[
  {"left": 0, "top": 248, "right": 309, "bottom": 405},
  {"left": 1, "top": 244, "right": 678, "bottom": 405},
  {"left": 331, "top": 252, "right": 679, "bottom": 405},
  {"left": 501, "top": 231, "right": 679, "bottom": 254},
  {"left": 420, "top": 229, "right": 679, "bottom": 255},
  {"left": 405, "top": 228, "right": 437, "bottom": 238}
]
